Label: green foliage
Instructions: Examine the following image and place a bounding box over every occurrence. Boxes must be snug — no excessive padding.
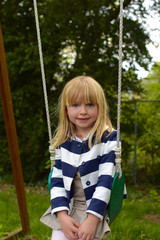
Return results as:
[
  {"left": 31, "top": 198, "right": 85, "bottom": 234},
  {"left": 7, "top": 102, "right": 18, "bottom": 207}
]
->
[
  {"left": 106, "top": 186, "right": 160, "bottom": 240},
  {"left": 1, "top": 184, "right": 160, "bottom": 240},
  {"left": 0, "top": 184, "right": 51, "bottom": 239},
  {"left": 0, "top": 224, "right": 5, "bottom": 238},
  {"left": 135, "top": 63, "right": 160, "bottom": 184},
  {"left": 0, "top": 0, "right": 156, "bottom": 183},
  {"left": 118, "top": 62, "right": 160, "bottom": 185},
  {"left": 149, "top": 188, "right": 160, "bottom": 202},
  {"left": 143, "top": 62, "right": 160, "bottom": 99},
  {"left": 0, "top": 185, "right": 21, "bottom": 235}
]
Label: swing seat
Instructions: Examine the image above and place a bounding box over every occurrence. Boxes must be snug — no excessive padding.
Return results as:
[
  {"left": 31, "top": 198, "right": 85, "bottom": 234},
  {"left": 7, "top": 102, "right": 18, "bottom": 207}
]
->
[
  {"left": 108, "top": 172, "right": 125, "bottom": 225},
  {"left": 48, "top": 168, "right": 53, "bottom": 193}
]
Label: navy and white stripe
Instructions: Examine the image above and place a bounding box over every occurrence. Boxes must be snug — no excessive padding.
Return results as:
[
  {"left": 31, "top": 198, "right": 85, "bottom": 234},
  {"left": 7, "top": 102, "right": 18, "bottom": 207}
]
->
[{"left": 50, "top": 129, "right": 125, "bottom": 220}]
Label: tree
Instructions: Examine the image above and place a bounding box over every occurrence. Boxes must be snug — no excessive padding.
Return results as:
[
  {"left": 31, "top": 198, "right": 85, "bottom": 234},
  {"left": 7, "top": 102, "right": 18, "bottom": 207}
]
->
[
  {"left": 0, "top": 0, "right": 157, "bottom": 182},
  {"left": 136, "top": 63, "right": 160, "bottom": 184},
  {"left": 143, "top": 62, "right": 160, "bottom": 99}
]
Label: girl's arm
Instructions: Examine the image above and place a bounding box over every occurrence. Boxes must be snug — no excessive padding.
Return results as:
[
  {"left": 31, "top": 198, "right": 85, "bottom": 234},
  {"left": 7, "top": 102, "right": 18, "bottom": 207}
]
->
[
  {"left": 86, "top": 130, "right": 118, "bottom": 219},
  {"left": 50, "top": 148, "right": 70, "bottom": 214}
]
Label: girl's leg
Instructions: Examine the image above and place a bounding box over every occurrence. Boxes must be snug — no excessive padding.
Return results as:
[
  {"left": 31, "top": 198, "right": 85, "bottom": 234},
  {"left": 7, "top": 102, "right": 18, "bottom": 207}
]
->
[
  {"left": 51, "top": 230, "right": 69, "bottom": 240},
  {"left": 51, "top": 230, "right": 99, "bottom": 240}
]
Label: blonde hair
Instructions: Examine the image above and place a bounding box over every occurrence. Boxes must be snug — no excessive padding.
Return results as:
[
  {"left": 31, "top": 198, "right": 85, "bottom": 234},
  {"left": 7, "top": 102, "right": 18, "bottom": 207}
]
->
[{"left": 51, "top": 76, "right": 112, "bottom": 149}]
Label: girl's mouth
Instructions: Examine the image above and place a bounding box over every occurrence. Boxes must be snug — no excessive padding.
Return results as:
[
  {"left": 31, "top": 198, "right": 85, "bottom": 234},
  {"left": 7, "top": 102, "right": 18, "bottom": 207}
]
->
[{"left": 77, "top": 118, "right": 89, "bottom": 121}]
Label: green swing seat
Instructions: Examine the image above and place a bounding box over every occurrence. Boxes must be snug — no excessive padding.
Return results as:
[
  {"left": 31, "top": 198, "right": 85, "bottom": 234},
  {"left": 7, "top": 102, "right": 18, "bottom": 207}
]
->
[
  {"left": 108, "top": 171, "right": 125, "bottom": 225},
  {"left": 48, "top": 168, "right": 53, "bottom": 192}
]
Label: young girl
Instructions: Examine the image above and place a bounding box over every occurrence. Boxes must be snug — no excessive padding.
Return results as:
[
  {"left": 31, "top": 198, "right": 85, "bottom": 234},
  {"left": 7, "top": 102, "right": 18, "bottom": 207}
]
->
[{"left": 41, "top": 76, "right": 121, "bottom": 240}]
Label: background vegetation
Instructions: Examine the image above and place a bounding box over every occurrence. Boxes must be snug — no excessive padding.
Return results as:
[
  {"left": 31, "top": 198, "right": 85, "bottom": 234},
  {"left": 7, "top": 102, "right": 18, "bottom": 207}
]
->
[
  {"left": 0, "top": 0, "right": 160, "bottom": 239},
  {"left": 0, "top": 184, "right": 160, "bottom": 239},
  {"left": 0, "top": 0, "right": 160, "bottom": 184}
]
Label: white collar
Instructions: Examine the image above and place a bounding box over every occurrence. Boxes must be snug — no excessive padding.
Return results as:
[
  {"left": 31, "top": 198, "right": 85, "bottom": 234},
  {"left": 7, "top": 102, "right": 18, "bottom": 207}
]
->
[{"left": 74, "top": 133, "right": 90, "bottom": 142}]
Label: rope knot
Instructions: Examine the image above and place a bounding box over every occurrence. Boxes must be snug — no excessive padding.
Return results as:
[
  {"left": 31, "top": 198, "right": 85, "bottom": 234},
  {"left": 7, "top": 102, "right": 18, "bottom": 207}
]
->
[
  {"left": 49, "top": 145, "right": 55, "bottom": 169},
  {"left": 115, "top": 147, "right": 121, "bottom": 164},
  {"left": 115, "top": 147, "right": 122, "bottom": 177}
]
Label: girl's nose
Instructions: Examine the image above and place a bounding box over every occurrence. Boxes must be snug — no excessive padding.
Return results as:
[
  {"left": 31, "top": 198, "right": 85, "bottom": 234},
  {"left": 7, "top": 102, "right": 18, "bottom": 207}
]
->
[{"left": 80, "top": 104, "right": 87, "bottom": 114}]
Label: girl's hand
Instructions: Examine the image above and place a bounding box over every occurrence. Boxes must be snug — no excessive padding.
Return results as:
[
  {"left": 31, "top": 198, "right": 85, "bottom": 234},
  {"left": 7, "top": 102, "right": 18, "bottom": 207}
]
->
[
  {"left": 57, "top": 210, "right": 80, "bottom": 240},
  {"left": 78, "top": 214, "right": 99, "bottom": 240}
]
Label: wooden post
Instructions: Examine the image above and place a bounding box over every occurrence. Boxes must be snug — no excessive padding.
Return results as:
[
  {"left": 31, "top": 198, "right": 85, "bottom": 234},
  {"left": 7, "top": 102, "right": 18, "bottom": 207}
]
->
[{"left": 0, "top": 23, "right": 30, "bottom": 237}]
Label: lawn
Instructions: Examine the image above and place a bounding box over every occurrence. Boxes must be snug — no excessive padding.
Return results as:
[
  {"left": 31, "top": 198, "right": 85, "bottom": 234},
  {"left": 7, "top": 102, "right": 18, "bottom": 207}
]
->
[{"left": 0, "top": 183, "right": 160, "bottom": 240}]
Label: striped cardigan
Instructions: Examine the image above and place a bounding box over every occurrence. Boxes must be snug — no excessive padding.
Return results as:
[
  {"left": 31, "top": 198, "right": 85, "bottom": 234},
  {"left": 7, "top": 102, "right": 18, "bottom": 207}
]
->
[{"left": 50, "top": 129, "right": 126, "bottom": 220}]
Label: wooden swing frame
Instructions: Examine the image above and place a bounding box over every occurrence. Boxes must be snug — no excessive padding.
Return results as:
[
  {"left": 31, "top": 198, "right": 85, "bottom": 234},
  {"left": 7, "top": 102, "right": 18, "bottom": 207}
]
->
[{"left": 0, "top": 23, "right": 30, "bottom": 240}]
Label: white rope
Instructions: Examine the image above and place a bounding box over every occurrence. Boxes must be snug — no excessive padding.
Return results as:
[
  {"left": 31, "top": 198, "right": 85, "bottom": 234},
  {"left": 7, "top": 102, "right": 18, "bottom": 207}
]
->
[
  {"left": 115, "top": 0, "right": 123, "bottom": 175},
  {"left": 33, "top": 0, "right": 52, "bottom": 142}
]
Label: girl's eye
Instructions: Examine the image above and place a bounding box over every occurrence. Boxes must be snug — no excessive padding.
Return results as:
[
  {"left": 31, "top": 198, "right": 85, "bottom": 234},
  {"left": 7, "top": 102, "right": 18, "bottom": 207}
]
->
[
  {"left": 72, "top": 104, "right": 79, "bottom": 107},
  {"left": 87, "top": 103, "right": 94, "bottom": 107}
]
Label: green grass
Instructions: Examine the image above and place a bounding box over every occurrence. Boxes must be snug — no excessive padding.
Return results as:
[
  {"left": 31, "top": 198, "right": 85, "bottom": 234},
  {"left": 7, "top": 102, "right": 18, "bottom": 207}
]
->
[
  {"left": 0, "top": 184, "right": 160, "bottom": 240},
  {"left": 106, "top": 186, "right": 160, "bottom": 240},
  {"left": 0, "top": 184, "right": 52, "bottom": 239}
]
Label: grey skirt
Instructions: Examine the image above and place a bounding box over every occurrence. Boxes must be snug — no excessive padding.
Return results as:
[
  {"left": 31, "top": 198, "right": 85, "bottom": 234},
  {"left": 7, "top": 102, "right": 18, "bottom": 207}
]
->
[{"left": 40, "top": 171, "right": 110, "bottom": 239}]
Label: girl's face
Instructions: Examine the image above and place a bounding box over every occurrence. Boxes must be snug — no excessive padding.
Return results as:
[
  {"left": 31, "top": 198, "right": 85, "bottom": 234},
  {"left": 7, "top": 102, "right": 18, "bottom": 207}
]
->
[{"left": 67, "top": 95, "right": 98, "bottom": 139}]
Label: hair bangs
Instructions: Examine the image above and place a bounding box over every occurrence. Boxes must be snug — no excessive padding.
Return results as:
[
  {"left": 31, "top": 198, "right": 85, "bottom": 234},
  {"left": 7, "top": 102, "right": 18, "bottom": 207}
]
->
[
  {"left": 65, "top": 78, "right": 99, "bottom": 106},
  {"left": 83, "top": 83, "right": 99, "bottom": 105},
  {"left": 65, "top": 85, "right": 82, "bottom": 106}
]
